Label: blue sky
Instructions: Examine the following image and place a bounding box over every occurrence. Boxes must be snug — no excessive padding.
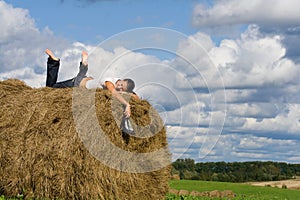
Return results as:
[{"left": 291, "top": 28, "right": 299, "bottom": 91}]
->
[
  {"left": 6, "top": 0, "right": 199, "bottom": 44},
  {"left": 1, "top": 0, "right": 300, "bottom": 166}
]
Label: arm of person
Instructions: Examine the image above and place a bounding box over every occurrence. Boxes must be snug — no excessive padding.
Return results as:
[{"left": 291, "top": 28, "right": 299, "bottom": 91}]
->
[
  {"left": 119, "top": 91, "right": 140, "bottom": 100},
  {"left": 131, "top": 93, "right": 140, "bottom": 100},
  {"left": 105, "top": 81, "right": 131, "bottom": 118}
]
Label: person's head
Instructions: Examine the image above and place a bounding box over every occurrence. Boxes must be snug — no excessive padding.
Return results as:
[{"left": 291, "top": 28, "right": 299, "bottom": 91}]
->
[
  {"left": 115, "top": 78, "right": 135, "bottom": 93},
  {"left": 123, "top": 78, "right": 135, "bottom": 93}
]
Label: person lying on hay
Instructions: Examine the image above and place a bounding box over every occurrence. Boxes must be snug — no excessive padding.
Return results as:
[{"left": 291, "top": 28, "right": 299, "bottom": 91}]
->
[{"left": 45, "top": 49, "right": 139, "bottom": 119}]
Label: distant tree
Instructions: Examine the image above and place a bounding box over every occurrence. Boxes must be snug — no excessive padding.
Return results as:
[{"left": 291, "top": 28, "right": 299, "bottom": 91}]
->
[
  {"left": 172, "top": 160, "right": 300, "bottom": 182},
  {"left": 173, "top": 158, "right": 195, "bottom": 172}
]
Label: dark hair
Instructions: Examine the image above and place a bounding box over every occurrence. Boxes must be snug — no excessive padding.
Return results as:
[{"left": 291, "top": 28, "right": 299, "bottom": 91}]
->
[{"left": 123, "top": 78, "right": 135, "bottom": 93}]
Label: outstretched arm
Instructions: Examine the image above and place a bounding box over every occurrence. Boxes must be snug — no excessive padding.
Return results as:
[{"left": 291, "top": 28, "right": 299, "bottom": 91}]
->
[
  {"left": 105, "top": 81, "right": 131, "bottom": 118},
  {"left": 119, "top": 91, "right": 140, "bottom": 101},
  {"left": 131, "top": 93, "right": 139, "bottom": 100}
]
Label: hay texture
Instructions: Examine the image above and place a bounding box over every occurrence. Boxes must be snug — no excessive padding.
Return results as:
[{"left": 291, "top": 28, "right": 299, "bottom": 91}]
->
[{"left": 0, "top": 79, "right": 171, "bottom": 199}]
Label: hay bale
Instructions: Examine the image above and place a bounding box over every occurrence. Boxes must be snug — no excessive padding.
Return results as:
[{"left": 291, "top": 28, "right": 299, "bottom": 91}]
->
[
  {"left": 189, "top": 190, "right": 200, "bottom": 197},
  {"left": 209, "top": 190, "right": 222, "bottom": 197},
  {"left": 168, "top": 188, "right": 179, "bottom": 195},
  {"left": 221, "top": 190, "right": 235, "bottom": 198},
  {"left": 178, "top": 190, "right": 189, "bottom": 196},
  {"left": 0, "top": 79, "right": 171, "bottom": 200}
]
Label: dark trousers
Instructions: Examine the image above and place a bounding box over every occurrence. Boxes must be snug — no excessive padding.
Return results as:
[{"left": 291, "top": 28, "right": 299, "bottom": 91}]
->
[{"left": 46, "top": 58, "right": 88, "bottom": 88}]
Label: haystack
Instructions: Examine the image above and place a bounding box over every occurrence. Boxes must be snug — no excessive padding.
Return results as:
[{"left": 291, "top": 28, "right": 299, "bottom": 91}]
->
[{"left": 0, "top": 79, "right": 171, "bottom": 199}]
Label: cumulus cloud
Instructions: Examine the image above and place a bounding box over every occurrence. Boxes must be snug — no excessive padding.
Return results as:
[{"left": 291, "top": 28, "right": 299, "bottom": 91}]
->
[
  {"left": 192, "top": 0, "right": 300, "bottom": 63},
  {"left": 165, "top": 20, "right": 300, "bottom": 162},
  {"left": 193, "top": 0, "right": 300, "bottom": 28},
  {"left": 0, "top": 1, "right": 71, "bottom": 86},
  {"left": 211, "top": 25, "right": 299, "bottom": 88},
  {"left": 227, "top": 103, "right": 279, "bottom": 118},
  {"left": 241, "top": 104, "right": 300, "bottom": 135}
]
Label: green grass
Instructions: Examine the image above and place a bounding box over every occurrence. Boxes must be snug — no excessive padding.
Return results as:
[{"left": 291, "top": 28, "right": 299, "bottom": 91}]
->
[
  {"left": 167, "top": 180, "right": 300, "bottom": 200},
  {"left": 1, "top": 180, "right": 299, "bottom": 199}
]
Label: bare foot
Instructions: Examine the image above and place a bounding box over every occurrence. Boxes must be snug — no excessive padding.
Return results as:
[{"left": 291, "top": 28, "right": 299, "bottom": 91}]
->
[
  {"left": 81, "top": 51, "right": 88, "bottom": 66},
  {"left": 45, "top": 49, "right": 59, "bottom": 61}
]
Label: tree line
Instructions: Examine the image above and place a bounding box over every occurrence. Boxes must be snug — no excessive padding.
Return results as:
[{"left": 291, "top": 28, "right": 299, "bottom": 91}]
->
[{"left": 171, "top": 158, "right": 300, "bottom": 182}]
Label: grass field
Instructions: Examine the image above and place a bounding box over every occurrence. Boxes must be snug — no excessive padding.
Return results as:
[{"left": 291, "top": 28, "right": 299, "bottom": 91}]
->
[
  {"left": 1, "top": 180, "right": 299, "bottom": 199},
  {"left": 167, "top": 180, "right": 300, "bottom": 200}
]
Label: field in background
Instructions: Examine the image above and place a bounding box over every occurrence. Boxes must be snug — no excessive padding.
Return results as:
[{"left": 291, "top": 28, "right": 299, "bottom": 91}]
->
[
  {"left": 168, "top": 180, "right": 300, "bottom": 199},
  {"left": 246, "top": 178, "right": 300, "bottom": 190}
]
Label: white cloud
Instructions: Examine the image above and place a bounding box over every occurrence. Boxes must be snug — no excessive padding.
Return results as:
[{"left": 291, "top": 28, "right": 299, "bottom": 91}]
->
[
  {"left": 0, "top": 1, "right": 36, "bottom": 42},
  {"left": 0, "top": 67, "right": 45, "bottom": 87},
  {"left": 211, "top": 25, "right": 299, "bottom": 88},
  {"left": 166, "top": 101, "right": 207, "bottom": 126},
  {"left": 165, "top": 18, "right": 300, "bottom": 163},
  {"left": 192, "top": 0, "right": 300, "bottom": 28},
  {"left": 227, "top": 103, "right": 278, "bottom": 118},
  {"left": 242, "top": 104, "right": 300, "bottom": 135},
  {"left": 167, "top": 126, "right": 200, "bottom": 160},
  {"left": 170, "top": 131, "right": 300, "bottom": 162},
  {"left": 192, "top": 0, "right": 300, "bottom": 64},
  {"left": 239, "top": 137, "right": 274, "bottom": 149},
  {"left": 0, "top": 1, "right": 71, "bottom": 86},
  {"left": 223, "top": 89, "right": 256, "bottom": 103},
  {"left": 209, "top": 39, "right": 239, "bottom": 68}
]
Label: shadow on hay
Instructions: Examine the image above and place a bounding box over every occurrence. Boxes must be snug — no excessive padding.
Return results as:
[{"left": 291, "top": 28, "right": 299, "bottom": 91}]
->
[{"left": 0, "top": 79, "right": 171, "bottom": 200}]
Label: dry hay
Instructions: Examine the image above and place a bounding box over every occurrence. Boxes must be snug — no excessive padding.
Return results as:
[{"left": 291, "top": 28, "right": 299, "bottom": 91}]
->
[
  {"left": 0, "top": 79, "right": 171, "bottom": 199},
  {"left": 247, "top": 178, "right": 300, "bottom": 190}
]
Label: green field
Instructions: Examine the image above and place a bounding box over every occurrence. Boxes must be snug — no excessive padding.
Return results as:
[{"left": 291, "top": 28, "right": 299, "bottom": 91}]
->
[
  {"left": 1, "top": 180, "right": 299, "bottom": 199},
  {"left": 167, "top": 180, "right": 300, "bottom": 200}
]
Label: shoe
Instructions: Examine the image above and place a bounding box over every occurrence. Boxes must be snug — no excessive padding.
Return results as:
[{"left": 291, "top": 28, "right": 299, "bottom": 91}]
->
[{"left": 120, "top": 117, "right": 135, "bottom": 135}]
